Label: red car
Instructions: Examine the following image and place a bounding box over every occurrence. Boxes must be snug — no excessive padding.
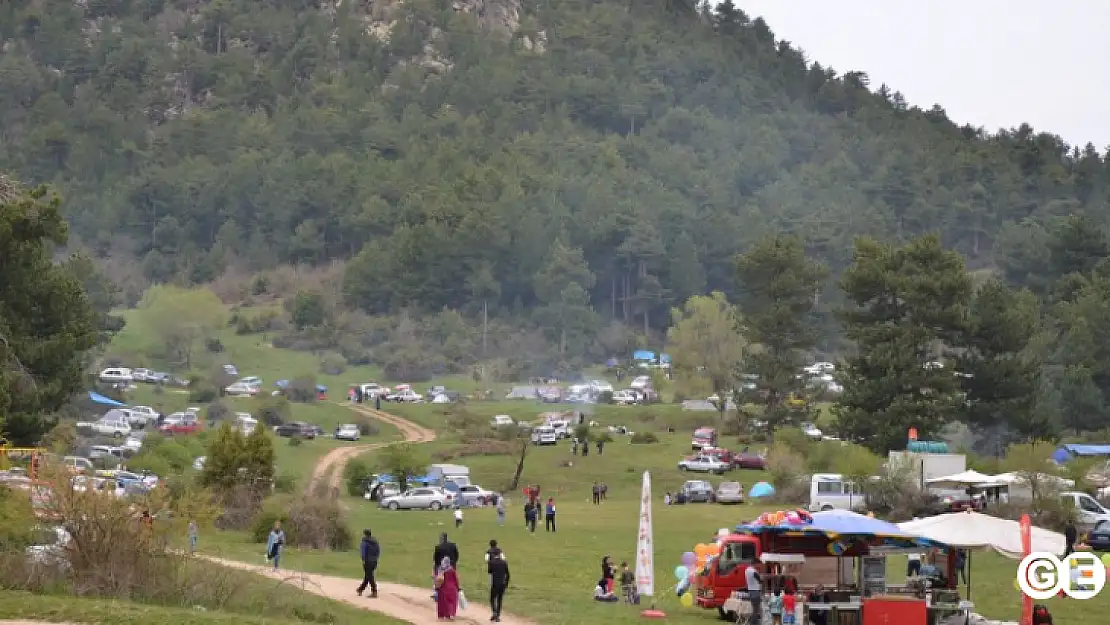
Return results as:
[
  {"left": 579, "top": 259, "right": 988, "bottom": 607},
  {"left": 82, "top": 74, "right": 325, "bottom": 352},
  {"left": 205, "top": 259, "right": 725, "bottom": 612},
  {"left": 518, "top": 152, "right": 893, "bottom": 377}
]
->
[
  {"left": 158, "top": 415, "right": 201, "bottom": 435},
  {"left": 731, "top": 451, "right": 767, "bottom": 470}
]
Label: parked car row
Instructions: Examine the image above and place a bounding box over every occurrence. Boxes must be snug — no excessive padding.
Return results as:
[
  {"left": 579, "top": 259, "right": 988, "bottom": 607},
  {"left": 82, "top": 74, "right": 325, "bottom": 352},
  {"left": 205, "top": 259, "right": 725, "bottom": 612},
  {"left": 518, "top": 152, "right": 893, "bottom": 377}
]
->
[
  {"left": 678, "top": 447, "right": 767, "bottom": 474},
  {"left": 98, "top": 367, "right": 188, "bottom": 387},
  {"left": 670, "top": 480, "right": 746, "bottom": 505}
]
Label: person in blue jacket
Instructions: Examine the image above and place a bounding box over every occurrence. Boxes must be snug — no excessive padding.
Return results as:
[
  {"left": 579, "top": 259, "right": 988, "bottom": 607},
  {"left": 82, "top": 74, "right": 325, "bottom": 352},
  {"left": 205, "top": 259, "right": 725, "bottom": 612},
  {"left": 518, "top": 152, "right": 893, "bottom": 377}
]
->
[
  {"left": 545, "top": 497, "right": 557, "bottom": 532},
  {"left": 357, "top": 529, "right": 380, "bottom": 597},
  {"left": 265, "top": 521, "right": 285, "bottom": 571}
]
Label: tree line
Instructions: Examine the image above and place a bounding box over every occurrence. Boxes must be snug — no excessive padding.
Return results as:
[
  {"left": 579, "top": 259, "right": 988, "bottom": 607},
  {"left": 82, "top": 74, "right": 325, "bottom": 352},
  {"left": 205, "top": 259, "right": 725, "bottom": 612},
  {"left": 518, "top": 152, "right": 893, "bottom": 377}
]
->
[{"left": 3, "top": 0, "right": 1110, "bottom": 342}]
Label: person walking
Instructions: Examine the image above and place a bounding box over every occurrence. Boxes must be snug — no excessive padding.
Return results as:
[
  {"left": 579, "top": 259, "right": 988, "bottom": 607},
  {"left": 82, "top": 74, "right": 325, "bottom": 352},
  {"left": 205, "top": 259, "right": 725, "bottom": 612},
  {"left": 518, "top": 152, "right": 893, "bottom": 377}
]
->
[
  {"left": 496, "top": 496, "right": 506, "bottom": 526},
  {"left": 524, "top": 501, "right": 538, "bottom": 533},
  {"left": 187, "top": 519, "right": 198, "bottom": 554},
  {"left": 544, "top": 497, "right": 556, "bottom": 532},
  {"left": 1064, "top": 520, "right": 1078, "bottom": 557},
  {"left": 266, "top": 521, "right": 285, "bottom": 571},
  {"left": 454, "top": 506, "right": 464, "bottom": 528},
  {"left": 597, "top": 439, "right": 604, "bottom": 455},
  {"left": 746, "top": 563, "right": 763, "bottom": 625},
  {"left": 431, "top": 533, "right": 459, "bottom": 599},
  {"left": 488, "top": 551, "right": 511, "bottom": 622},
  {"left": 592, "top": 482, "right": 601, "bottom": 505},
  {"left": 357, "top": 529, "right": 380, "bottom": 598},
  {"left": 485, "top": 539, "right": 505, "bottom": 562},
  {"left": 600, "top": 483, "right": 608, "bottom": 501},
  {"left": 435, "top": 556, "right": 460, "bottom": 620}
]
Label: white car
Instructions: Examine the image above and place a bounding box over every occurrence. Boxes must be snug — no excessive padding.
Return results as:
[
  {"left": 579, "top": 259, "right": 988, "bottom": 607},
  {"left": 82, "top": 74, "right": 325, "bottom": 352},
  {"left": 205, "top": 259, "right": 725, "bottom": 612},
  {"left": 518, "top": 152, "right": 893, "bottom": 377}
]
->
[
  {"left": 630, "top": 375, "right": 652, "bottom": 390},
  {"left": 589, "top": 380, "right": 614, "bottom": 393},
  {"left": 238, "top": 376, "right": 263, "bottom": 386},
  {"left": 77, "top": 416, "right": 131, "bottom": 438},
  {"left": 386, "top": 389, "right": 424, "bottom": 403},
  {"left": 359, "top": 383, "right": 390, "bottom": 398},
  {"left": 98, "top": 367, "right": 133, "bottom": 383},
  {"left": 122, "top": 436, "right": 143, "bottom": 453},
  {"left": 131, "top": 368, "right": 152, "bottom": 382},
  {"left": 611, "top": 390, "right": 638, "bottom": 405},
  {"left": 222, "top": 364, "right": 239, "bottom": 376},
  {"left": 127, "top": 405, "right": 158, "bottom": 425},
  {"left": 677, "top": 455, "right": 730, "bottom": 475},
  {"left": 490, "top": 415, "right": 515, "bottom": 428},
  {"left": 379, "top": 487, "right": 454, "bottom": 510},
  {"left": 25, "top": 526, "right": 71, "bottom": 569},
  {"left": 193, "top": 456, "right": 206, "bottom": 471},
  {"left": 801, "top": 422, "right": 823, "bottom": 440},
  {"left": 456, "top": 485, "right": 498, "bottom": 506},
  {"left": 224, "top": 382, "right": 259, "bottom": 396},
  {"left": 335, "top": 424, "right": 361, "bottom": 441}
]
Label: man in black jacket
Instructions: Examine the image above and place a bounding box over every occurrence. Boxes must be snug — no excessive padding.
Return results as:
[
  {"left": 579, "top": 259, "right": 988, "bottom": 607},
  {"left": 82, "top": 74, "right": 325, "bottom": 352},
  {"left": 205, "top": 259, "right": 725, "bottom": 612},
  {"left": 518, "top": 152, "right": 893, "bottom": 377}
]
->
[
  {"left": 1064, "top": 520, "right": 1078, "bottom": 557},
  {"left": 357, "top": 529, "right": 380, "bottom": 598},
  {"left": 488, "top": 552, "right": 511, "bottom": 622},
  {"left": 431, "top": 533, "right": 459, "bottom": 599}
]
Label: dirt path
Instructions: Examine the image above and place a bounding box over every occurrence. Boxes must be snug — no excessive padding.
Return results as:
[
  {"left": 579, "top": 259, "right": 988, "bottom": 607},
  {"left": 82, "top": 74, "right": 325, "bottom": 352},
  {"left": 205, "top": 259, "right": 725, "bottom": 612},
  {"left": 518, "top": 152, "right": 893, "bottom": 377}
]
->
[
  {"left": 214, "top": 404, "right": 533, "bottom": 625},
  {"left": 0, "top": 622, "right": 79, "bottom": 625},
  {"left": 306, "top": 402, "right": 437, "bottom": 492},
  {"left": 207, "top": 556, "right": 534, "bottom": 625}
]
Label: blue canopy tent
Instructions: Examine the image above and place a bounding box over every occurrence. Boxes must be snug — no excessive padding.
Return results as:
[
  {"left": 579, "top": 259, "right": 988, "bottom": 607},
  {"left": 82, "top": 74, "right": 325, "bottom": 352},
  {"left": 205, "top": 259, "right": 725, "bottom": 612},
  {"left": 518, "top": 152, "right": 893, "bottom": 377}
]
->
[
  {"left": 632, "top": 350, "right": 655, "bottom": 361},
  {"left": 748, "top": 481, "right": 775, "bottom": 498},
  {"left": 1052, "top": 443, "right": 1110, "bottom": 464},
  {"left": 88, "top": 391, "right": 126, "bottom": 407},
  {"left": 736, "top": 509, "right": 945, "bottom": 550}
]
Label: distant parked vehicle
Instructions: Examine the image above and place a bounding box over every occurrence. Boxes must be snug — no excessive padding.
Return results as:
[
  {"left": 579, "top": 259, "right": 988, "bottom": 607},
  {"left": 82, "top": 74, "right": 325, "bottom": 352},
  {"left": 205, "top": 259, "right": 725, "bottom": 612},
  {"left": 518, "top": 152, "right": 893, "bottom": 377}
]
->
[
  {"left": 678, "top": 455, "right": 729, "bottom": 475},
  {"left": 379, "top": 487, "right": 454, "bottom": 510},
  {"left": 98, "top": 367, "right": 133, "bottom": 383},
  {"left": 679, "top": 480, "right": 715, "bottom": 503},
  {"left": 224, "top": 382, "right": 259, "bottom": 396},
  {"left": 335, "top": 424, "right": 361, "bottom": 441},
  {"left": 274, "top": 421, "right": 316, "bottom": 439},
  {"left": 715, "top": 481, "right": 745, "bottom": 504},
  {"left": 385, "top": 389, "right": 424, "bottom": 403},
  {"left": 454, "top": 484, "right": 498, "bottom": 506},
  {"left": 731, "top": 451, "right": 767, "bottom": 470}
]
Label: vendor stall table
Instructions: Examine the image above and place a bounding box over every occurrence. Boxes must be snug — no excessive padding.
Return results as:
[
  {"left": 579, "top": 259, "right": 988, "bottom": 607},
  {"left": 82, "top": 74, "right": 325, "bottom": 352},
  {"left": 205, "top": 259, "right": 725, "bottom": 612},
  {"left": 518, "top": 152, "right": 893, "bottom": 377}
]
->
[{"left": 862, "top": 596, "right": 926, "bottom": 625}]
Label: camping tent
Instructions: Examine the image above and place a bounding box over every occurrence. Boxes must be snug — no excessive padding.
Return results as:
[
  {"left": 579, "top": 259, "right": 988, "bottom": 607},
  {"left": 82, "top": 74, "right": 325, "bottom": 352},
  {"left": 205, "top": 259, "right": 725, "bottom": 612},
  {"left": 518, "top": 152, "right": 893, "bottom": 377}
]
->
[
  {"left": 897, "top": 510, "right": 1065, "bottom": 558},
  {"left": 925, "top": 470, "right": 999, "bottom": 488}
]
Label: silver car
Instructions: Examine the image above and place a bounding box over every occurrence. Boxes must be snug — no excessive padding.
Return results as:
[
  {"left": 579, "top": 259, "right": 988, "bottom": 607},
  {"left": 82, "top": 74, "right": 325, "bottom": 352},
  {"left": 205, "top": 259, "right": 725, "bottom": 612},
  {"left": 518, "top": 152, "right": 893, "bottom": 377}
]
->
[
  {"left": 379, "top": 487, "right": 454, "bottom": 510},
  {"left": 715, "top": 481, "right": 744, "bottom": 504},
  {"left": 335, "top": 424, "right": 361, "bottom": 441}
]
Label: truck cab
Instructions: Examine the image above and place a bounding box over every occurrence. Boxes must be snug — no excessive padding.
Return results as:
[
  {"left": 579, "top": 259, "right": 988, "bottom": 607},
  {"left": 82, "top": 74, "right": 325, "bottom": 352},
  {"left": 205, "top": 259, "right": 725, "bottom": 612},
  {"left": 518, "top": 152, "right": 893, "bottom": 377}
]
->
[{"left": 692, "top": 427, "right": 717, "bottom": 450}]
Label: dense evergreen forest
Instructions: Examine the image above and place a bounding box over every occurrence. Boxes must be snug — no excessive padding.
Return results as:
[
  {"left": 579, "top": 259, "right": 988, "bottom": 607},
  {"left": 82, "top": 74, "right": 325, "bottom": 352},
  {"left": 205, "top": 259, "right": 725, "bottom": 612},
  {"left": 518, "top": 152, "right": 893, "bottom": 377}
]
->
[{"left": 5, "top": 0, "right": 1110, "bottom": 448}]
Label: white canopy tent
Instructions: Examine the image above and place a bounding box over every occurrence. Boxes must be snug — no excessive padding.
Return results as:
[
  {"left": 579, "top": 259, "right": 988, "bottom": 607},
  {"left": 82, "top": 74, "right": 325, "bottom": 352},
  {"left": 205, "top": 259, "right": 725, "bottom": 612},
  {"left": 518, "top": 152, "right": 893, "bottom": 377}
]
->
[
  {"left": 924, "top": 470, "right": 1000, "bottom": 488},
  {"left": 898, "top": 510, "right": 1066, "bottom": 558}
]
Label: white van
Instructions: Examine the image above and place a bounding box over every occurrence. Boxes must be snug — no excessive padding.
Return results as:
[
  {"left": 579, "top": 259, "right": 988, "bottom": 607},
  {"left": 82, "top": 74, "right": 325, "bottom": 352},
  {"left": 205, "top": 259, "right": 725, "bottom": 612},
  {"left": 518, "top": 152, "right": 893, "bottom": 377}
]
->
[
  {"left": 809, "top": 473, "right": 867, "bottom": 512},
  {"left": 234, "top": 413, "right": 258, "bottom": 435},
  {"left": 548, "top": 419, "right": 570, "bottom": 439},
  {"left": 530, "top": 425, "right": 557, "bottom": 445},
  {"left": 1062, "top": 491, "right": 1110, "bottom": 531},
  {"left": 490, "top": 415, "right": 515, "bottom": 428}
]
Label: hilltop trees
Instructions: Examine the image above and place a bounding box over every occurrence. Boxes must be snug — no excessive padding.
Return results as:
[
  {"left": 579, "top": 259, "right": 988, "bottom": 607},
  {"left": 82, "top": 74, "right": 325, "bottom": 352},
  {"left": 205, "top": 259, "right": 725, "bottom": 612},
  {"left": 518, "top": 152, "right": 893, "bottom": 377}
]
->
[{"left": 0, "top": 177, "right": 98, "bottom": 445}]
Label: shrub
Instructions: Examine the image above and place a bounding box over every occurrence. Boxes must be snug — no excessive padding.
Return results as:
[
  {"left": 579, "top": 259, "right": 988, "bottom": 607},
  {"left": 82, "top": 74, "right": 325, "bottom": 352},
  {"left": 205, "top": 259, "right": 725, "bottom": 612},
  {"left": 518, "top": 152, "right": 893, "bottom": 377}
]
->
[
  {"left": 273, "top": 473, "right": 297, "bottom": 494},
  {"left": 189, "top": 382, "right": 218, "bottom": 403},
  {"left": 630, "top": 431, "right": 659, "bottom": 444},
  {"left": 286, "top": 375, "right": 318, "bottom": 403},
  {"left": 352, "top": 416, "right": 379, "bottom": 436},
  {"left": 252, "top": 395, "right": 291, "bottom": 426},
  {"left": 318, "top": 352, "right": 347, "bottom": 375},
  {"left": 251, "top": 496, "right": 352, "bottom": 550},
  {"left": 343, "top": 459, "right": 373, "bottom": 497},
  {"left": 205, "top": 337, "right": 224, "bottom": 353},
  {"left": 206, "top": 400, "right": 232, "bottom": 423}
]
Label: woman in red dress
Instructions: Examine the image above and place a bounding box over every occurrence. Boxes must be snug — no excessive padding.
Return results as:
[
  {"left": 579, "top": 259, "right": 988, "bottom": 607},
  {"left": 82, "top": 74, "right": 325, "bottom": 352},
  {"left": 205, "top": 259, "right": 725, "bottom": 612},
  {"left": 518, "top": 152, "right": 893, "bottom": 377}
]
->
[{"left": 435, "top": 556, "right": 460, "bottom": 620}]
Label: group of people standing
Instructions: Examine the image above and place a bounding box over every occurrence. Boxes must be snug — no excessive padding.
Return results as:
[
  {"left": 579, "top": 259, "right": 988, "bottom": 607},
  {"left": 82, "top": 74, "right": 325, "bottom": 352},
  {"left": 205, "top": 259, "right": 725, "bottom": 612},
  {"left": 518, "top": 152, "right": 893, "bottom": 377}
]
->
[
  {"left": 522, "top": 495, "right": 557, "bottom": 532},
  {"left": 428, "top": 533, "right": 512, "bottom": 622}
]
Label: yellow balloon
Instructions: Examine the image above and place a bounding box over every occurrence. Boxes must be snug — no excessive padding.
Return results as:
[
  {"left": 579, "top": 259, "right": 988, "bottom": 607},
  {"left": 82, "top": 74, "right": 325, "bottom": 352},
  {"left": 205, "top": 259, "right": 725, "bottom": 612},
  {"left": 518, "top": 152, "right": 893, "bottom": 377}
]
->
[
  {"left": 680, "top": 592, "right": 694, "bottom": 608},
  {"left": 1101, "top": 553, "right": 1110, "bottom": 567},
  {"left": 1013, "top": 578, "right": 1021, "bottom": 591}
]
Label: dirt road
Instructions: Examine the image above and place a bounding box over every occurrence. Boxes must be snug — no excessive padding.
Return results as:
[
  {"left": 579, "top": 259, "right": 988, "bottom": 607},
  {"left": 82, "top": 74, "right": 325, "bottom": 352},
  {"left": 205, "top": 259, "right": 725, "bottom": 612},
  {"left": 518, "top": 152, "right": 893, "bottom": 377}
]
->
[
  {"left": 217, "top": 403, "right": 534, "bottom": 625},
  {"left": 306, "top": 403, "right": 437, "bottom": 492},
  {"left": 207, "top": 556, "right": 534, "bottom": 625}
]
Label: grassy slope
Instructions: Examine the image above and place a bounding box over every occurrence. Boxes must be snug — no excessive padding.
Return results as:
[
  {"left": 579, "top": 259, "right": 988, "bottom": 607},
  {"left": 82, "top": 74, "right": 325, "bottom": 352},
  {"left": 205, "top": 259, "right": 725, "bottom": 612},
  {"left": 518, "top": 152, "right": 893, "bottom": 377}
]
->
[{"left": 106, "top": 327, "right": 1104, "bottom": 623}]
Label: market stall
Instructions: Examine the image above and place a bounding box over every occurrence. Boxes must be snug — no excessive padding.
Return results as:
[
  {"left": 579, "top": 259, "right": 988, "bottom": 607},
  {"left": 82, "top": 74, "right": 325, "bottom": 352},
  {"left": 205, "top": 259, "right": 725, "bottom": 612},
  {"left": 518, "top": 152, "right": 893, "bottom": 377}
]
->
[{"left": 708, "top": 509, "right": 962, "bottom": 625}]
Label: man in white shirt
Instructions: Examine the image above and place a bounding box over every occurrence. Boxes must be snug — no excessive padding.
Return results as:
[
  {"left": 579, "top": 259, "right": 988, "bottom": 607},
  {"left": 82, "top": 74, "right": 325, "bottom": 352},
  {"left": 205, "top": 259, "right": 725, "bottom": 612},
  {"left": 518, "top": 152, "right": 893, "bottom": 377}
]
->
[
  {"left": 907, "top": 553, "right": 922, "bottom": 577},
  {"left": 745, "top": 564, "right": 763, "bottom": 624}
]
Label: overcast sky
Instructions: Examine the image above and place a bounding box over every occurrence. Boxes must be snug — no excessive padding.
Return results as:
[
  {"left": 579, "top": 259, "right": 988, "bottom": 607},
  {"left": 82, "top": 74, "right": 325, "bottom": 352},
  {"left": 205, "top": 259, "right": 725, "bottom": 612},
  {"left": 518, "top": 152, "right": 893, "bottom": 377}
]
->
[{"left": 736, "top": 1, "right": 1108, "bottom": 151}]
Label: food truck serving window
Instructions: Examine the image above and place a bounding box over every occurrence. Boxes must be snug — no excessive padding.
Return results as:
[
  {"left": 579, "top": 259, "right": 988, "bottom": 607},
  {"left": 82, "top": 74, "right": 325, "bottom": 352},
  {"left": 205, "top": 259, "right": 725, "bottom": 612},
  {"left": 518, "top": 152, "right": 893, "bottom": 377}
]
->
[{"left": 718, "top": 542, "right": 757, "bottom": 574}]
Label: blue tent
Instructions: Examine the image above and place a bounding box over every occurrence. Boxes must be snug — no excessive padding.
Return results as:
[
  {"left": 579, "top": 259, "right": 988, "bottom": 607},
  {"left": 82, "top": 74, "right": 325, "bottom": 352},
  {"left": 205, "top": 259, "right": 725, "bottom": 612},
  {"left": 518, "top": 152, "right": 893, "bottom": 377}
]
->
[
  {"left": 1052, "top": 444, "right": 1110, "bottom": 464},
  {"left": 88, "top": 391, "right": 126, "bottom": 407},
  {"left": 632, "top": 350, "right": 655, "bottom": 361},
  {"left": 660, "top": 353, "right": 672, "bottom": 363},
  {"left": 736, "top": 509, "right": 944, "bottom": 548},
  {"left": 748, "top": 481, "right": 775, "bottom": 498}
]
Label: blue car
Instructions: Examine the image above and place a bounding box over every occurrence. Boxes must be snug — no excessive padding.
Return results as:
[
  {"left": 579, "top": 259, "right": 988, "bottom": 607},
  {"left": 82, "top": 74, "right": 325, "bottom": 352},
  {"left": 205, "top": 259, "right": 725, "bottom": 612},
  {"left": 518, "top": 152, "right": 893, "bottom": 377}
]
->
[{"left": 1087, "top": 525, "right": 1110, "bottom": 551}]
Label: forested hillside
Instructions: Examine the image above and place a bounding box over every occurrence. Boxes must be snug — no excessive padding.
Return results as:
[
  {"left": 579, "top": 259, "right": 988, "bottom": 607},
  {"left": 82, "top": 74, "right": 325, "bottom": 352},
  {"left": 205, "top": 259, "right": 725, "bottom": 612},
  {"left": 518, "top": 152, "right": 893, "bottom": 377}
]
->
[{"left": 2, "top": 0, "right": 1108, "bottom": 336}]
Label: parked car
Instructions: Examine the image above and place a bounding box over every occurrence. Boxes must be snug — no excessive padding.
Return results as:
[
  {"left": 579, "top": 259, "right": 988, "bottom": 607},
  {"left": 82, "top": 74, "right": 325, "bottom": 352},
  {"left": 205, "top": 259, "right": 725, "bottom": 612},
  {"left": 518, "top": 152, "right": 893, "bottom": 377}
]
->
[
  {"left": 222, "top": 364, "right": 239, "bottom": 376},
  {"left": 715, "top": 481, "right": 745, "bottom": 504},
  {"left": 454, "top": 484, "right": 498, "bottom": 506},
  {"left": 125, "top": 405, "right": 159, "bottom": 427},
  {"left": 611, "top": 390, "right": 638, "bottom": 405},
  {"left": 678, "top": 455, "right": 730, "bottom": 475},
  {"left": 87, "top": 445, "right": 123, "bottom": 461},
  {"left": 98, "top": 367, "right": 133, "bottom": 383},
  {"left": 732, "top": 451, "right": 768, "bottom": 470},
  {"left": 63, "top": 456, "right": 94, "bottom": 474},
  {"left": 274, "top": 421, "right": 316, "bottom": 439},
  {"left": 159, "top": 413, "right": 201, "bottom": 435},
  {"left": 801, "top": 422, "right": 823, "bottom": 440},
  {"left": 386, "top": 389, "right": 424, "bottom": 403},
  {"left": 76, "top": 415, "right": 131, "bottom": 438},
  {"left": 379, "top": 487, "right": 454, "bottom": 510},
  {"left": 335, "top": 424, "right": 361, "bottom": 441},
  {"left": 1087, "top": 524, "right": 1110, "bottom": 551},
  {"left": 224, "top": 382, "right": 260, "bottom": 396},
  {"left": 680, "top": 480, "right": 715, "bottom": 503}
]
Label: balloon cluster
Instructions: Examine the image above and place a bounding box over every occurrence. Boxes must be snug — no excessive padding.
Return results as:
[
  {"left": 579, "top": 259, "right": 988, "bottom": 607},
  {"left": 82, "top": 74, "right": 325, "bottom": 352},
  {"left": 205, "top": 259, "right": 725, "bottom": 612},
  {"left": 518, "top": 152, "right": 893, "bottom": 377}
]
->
[
  {"left": 674, "top": 530, "right": 730, "bottom": 608},
  {"left": 749, "top": 509, "right": 813, "bottom": 527}
]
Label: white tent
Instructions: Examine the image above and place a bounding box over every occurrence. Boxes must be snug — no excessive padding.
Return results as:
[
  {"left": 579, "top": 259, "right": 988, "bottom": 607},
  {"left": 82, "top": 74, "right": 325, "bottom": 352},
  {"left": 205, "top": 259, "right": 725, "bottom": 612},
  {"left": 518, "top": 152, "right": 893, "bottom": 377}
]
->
[
  {"left": 924, "top": 470, "right": 998, "bottom": 487},
  {"left": 898, "top": 511, "right": 1065, "bottom": 558}
]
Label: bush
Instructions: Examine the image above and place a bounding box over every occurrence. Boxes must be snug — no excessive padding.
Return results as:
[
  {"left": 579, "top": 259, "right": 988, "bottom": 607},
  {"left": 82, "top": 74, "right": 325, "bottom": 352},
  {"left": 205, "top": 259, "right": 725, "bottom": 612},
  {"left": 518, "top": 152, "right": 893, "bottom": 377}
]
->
[
  {"left": 189, "top": 382, "right": 218, "bottom": 403},
  {"left": 286, "top": 375, "right": 318, "bottom": 403},
  {"left": 205, "top": 337, "right": 224, "bottom": 353},
  {"left": 273, "top": 473, "right": 297, "bottom": 494},
  {"left": 382, "top": 347, "right": 436, "bottom": 382},
  {"left": 206, "top": 400, "right": 232, "bottom": 423},
  {"left": 343, "top": 459, "right": 373, "bottom": 497},
  {"left": 318, "top": 352, "right": 347, "bottom": 375},
  {"left": 630, "top": 431, "right": 659, "bottom": 444},
  {"left": 598, "top": 390, "right": 614, "bottom": 404},
  {"left": 352, "top": 416, "right": 380, "bottom": 436},
  {"left": 251, "top": 495, "right": 352, "bottom": 550},
  {"left": 252, "top": 395, "right": 292, "bottom": 426}
]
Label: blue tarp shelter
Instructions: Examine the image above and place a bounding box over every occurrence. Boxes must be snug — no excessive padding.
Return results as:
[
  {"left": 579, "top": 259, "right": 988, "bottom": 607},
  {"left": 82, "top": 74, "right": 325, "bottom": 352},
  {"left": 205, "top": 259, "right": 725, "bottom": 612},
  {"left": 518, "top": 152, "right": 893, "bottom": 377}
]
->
[
  {"left": 88, "top": 391, "right": 126, "bottom": 407},
  {"left": 633, "top": 350, "right": 655, "bottom": 361},
  {"left": 736, "top": 509, "right": 945, "bottom": 549},
  {"left": 748, "top": 482, "right": 775, "bottom": 498},
  {"left": 1052, "top": 444, "right": 1110, "bottom": 464}
]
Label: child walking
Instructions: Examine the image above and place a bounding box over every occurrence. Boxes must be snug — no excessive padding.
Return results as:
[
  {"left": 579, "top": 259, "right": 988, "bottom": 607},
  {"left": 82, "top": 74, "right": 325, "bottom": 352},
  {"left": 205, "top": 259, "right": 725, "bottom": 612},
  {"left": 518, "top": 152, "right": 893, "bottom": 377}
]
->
[
  {"left": 454, "top": 507, "right": 464, "bottom": 528},
  {"left": 768, "top": 588, "right": 784, "bottom": 625},
  {"left": 782, "top": 590, "right": 797, "bottom": 624},
  {"left": 620, "top": 561, "right": 637, "bottom": 604}
]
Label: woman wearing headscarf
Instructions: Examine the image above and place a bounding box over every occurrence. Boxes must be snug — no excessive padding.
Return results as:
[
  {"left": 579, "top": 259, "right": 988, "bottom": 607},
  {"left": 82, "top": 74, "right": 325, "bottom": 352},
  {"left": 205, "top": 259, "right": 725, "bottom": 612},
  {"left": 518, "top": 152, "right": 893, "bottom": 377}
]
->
[{"left": 435, "top": 555, "right": 460, "bottom": 620}]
